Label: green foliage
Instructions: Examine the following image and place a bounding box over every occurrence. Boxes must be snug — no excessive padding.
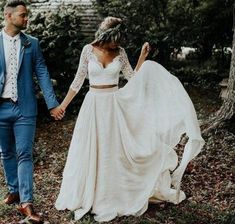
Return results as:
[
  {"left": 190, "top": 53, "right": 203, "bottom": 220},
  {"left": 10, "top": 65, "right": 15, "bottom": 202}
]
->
[
  {"left": 27, "top": 5, "right": 86, "bottom": 92},
  {"left": 0, "top": 0, "right": 6, "bottom": 27},
  {"left": 166, "top": 0, "right": 197, "bottom": 47},
  {"left": 167, "top": 0, "right": 233, "bottom": 67},
  {"left": 95, "top": 0, "right": 233, "bottom": 63},
  {"left": 186, "top": 0, "right": 232, "bottom": 58}
]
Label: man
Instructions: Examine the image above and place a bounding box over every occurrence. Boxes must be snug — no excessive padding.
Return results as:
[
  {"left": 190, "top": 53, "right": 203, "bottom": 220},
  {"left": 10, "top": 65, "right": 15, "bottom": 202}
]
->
[{"left": 0, "top": 0, "right": 64, "bottom": 223}]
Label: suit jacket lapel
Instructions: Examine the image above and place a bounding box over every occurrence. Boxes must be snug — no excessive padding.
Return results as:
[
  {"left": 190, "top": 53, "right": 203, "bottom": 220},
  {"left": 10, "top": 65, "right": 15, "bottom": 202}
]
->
[
  {"left": 0, "top": 32, "right": 6, "bottom": 75},
  {"left": 18, "top": 32, "right": 26, "bottom": 73},
  {"left": 18, "top": 33, "right": 31, "bottom": 74}
]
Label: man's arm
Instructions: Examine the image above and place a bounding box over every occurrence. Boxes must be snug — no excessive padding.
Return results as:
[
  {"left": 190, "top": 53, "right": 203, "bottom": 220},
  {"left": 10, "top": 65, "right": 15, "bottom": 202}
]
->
[
  {"left": 33, "top": 38, "right": 63, "bottom": 118},
  {"left": 33, "top": 38, "right": 59, "bottom": 109}
]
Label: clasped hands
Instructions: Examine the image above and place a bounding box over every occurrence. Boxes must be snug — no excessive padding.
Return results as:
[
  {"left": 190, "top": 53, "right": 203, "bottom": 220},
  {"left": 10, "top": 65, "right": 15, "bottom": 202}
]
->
[{"left": 50, "top": 105, "right": 65, "bottom": 120}]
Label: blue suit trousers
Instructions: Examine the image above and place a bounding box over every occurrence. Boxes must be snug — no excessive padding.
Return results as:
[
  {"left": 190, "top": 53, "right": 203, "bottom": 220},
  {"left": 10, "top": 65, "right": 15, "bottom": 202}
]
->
[{"left": 0, "top": 101, "right": 36, "bottom": 203}]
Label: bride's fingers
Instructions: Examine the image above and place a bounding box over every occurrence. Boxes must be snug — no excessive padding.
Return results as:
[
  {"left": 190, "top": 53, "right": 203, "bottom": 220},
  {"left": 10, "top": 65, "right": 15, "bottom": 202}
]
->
[
  {"left": 142, "top": 42, "right": 150, "bottom": 53},
  {"left": 142, "top": 42, "right": 147, "bottom": 50},
  {"left": 57, "top": 112, "right": 64, "bottom": 120},
  {"left": 144, "top": 42, "right": 149, "bottom": 48},
  {"left": 145, "top": 43, "right": 150, "bottom": 52},
  {"left": 51, "top": 111, "right": 64, "bottom": 120}
]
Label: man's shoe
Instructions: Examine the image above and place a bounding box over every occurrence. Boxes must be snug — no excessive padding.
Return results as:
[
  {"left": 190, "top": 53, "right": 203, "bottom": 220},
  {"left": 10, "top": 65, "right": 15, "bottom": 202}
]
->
[
  {"left": 3, "top": 192, "right": 20, "bottom": 205},
  {"left": 17, "top": 204, "right": 44, "bottom": 224}
]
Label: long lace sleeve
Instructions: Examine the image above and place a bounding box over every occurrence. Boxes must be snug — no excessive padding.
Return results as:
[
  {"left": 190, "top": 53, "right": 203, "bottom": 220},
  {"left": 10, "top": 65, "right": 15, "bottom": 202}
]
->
[
  {"left": 70, "top": 45, "right": 90, "bottom": 93},
  {"left": 119, "top": 48, "right": 135, "bottom": 80}
]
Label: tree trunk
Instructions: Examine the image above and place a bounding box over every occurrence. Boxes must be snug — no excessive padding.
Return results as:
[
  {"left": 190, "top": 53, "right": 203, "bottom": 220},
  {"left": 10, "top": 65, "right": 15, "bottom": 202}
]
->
[{"left": 202, "top": 27, "right": 235, "bottom": 134}]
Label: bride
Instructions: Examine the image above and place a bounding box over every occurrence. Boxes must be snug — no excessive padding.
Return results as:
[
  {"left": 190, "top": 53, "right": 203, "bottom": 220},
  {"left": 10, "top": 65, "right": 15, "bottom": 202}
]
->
[{"left": 55, "top": 17, "right": 205, "bottom": 222}]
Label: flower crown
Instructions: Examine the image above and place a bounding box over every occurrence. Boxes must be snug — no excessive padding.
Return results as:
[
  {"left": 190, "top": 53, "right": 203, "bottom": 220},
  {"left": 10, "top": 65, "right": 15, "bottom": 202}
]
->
[{"left": 95, "top": 23, "right": 123, "bottom": 43}]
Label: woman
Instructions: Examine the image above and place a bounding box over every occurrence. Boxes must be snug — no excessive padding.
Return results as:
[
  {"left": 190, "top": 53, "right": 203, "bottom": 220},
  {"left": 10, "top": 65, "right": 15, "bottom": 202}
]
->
[{"left": 55, "top": 17, "right": 205, "bottom": 222}]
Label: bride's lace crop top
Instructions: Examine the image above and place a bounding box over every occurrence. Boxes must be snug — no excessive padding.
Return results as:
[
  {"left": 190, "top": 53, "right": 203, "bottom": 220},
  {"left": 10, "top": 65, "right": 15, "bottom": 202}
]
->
[{"left": 70, "top": 44, "right": 135, "bottom": 93}]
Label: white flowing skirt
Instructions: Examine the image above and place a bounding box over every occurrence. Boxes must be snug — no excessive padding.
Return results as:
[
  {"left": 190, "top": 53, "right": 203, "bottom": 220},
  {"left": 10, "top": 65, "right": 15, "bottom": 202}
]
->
[{"left": 55, "top": 61, "right": 205, "bottom": 222}]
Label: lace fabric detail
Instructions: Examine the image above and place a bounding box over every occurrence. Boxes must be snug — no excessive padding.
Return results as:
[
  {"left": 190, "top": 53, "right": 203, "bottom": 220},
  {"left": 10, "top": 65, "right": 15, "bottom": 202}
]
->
[
  {"left": 70, "top": 44, "right": 92, "bottom": 93},
  {"left": 119, "top": 47, "right": 135, "bottom": 80},
  {"left": 70, "top": 44, "right": 134, "bottom": 93}
]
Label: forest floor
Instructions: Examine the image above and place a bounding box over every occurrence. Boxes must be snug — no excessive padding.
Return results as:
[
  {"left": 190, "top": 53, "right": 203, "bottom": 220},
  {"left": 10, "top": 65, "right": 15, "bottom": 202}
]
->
[{"left": 0, "top": 78, "right": 234, "bottom": 224}]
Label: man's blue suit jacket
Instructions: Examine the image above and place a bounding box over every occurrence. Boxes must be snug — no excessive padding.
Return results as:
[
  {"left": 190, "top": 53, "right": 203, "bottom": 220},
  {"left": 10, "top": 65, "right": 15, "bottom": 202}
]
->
[{"left": 0, "top": 31, "right": 59, "bottom": 117}]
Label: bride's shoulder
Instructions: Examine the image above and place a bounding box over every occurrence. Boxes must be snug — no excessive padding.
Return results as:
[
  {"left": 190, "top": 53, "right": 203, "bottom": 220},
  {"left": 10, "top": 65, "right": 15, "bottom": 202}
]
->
[
  {"left": 118, "top": 46, "right": 125, "bottom": 51},
  {"left": 118, "top": 46, "right": 127, "bottom": 55},
  {"left": 83, "top": 44, "right": 93, "bottom": 51},
  {"left": 80, "top": 44, "right": 93, "bottom": 57}
]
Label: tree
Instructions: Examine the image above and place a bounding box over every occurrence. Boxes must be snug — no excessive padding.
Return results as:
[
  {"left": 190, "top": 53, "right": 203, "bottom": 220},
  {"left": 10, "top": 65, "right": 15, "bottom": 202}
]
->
[
  {"left": 27, "top": 6, "right": 85, "bottom": 84},
  {"left": 95, "top": 0, "right": 233, "bottom": 63},
  {"left": 193, "top": 0, "right": 233, "bottom": 59},
  {"left": 203, "top": 11, "right": 235, "bottom": 134},
  {"left": 166, "top": 0, "right": 233, "bottom": 59}
]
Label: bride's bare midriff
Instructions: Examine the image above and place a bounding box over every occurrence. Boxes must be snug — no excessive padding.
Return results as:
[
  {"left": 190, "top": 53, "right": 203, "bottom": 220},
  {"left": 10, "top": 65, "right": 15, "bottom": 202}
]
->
[{"left": 90, "top": 84, "right": 118, "bottom": 89}]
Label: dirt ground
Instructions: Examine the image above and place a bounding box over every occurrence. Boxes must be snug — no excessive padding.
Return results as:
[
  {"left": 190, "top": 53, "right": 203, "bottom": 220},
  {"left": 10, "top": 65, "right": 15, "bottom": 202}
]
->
[{"left": 0, "top": 83, "right": 234, "bottom": 224}]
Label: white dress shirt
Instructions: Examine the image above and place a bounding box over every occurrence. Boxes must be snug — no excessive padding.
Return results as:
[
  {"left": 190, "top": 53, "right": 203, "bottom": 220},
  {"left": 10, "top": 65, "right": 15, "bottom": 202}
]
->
[{"left": 1, "top": 29, "right": 21, "bottom": 99}]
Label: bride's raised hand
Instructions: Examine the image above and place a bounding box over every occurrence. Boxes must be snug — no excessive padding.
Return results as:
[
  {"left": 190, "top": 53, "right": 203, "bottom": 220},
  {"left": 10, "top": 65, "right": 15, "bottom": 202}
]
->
[
  {"left": 135, "top": 42, "right": 151, "bottom": 71},
  {"left": 140, "top": 42, "right": 150, "bottom": 59}
]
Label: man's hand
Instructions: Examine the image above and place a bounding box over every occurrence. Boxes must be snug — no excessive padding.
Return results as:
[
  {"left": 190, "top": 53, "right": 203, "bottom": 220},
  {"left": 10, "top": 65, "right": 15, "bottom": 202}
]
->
[{"left": 50, "top": 106, "right": 65, "bottom": 120}]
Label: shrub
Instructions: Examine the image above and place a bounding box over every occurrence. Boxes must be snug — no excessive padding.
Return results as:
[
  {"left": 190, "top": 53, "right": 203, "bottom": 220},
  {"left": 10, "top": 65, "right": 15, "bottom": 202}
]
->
[{"left": 27, "top": 5, "right": 87, "bottom": 94}]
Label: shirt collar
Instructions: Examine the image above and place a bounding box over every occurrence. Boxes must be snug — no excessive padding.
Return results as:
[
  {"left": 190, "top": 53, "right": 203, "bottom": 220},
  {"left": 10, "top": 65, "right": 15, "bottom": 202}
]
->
[{"left": 2, "top": 29, "right": 20, "bottom": 42}]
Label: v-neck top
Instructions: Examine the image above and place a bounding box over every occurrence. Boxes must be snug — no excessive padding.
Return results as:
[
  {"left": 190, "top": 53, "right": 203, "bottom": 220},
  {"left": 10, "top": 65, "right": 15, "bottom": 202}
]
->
[{"left": 70, "top": 44, "right": 135, "bottom": 93}]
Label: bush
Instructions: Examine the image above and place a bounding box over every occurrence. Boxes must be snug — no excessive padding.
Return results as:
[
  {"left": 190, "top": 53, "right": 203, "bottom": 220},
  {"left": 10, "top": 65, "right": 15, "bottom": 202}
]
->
[
  {"left": 95, "top": 0, "right": 233, "bottom": 67},
  {"left": 26, "top": 5, "right": 91, "bottom": 115},
  {"left": 27, "top": 5, "right": 87, "bottom": 95}
]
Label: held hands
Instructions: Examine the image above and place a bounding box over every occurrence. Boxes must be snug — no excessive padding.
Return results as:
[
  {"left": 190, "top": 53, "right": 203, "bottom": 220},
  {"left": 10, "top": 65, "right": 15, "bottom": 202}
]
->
[
  {"left": 140, "top": 42, "right": 150, "bottom": 59},
  {"left": 50, "top": 106, "right": 65, "bottom": 120}
]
